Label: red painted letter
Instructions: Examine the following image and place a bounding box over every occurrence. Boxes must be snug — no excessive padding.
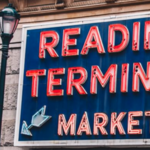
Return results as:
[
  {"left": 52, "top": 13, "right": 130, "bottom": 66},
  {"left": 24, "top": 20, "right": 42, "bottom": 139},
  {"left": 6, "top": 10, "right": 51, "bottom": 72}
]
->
[
  {"left": 108, "top": 24, "right": 129, "bottom": 53},
  {"left": 144, "top": 21, "right": 150, "bottom": 50},
  {"left": 133, "top": 62, "right": 150, "bottom": 92},
  {"left": 81, "top": 26, "right": 105, "bottom": 55},
  {"left": 77, "top": 112, "right": 92, "bottom": 135},
  {"left": 128, "top": 111, "right": 143, "bottom": 134},
  {"left": 26, "top": 69, "right": 46, "bottom": 97},
  {"left": 47, "top": 68, "right": 65, "bottom": 96},
  {"left": 132, "top": 22, "right": 140, "bottom": 51},
  {"left": 90, "top": 65, "right": 117, "bottom": 94},
  {"left": 110, "top": 112, "right": 126, "bottom": 135},
  {"left": 39, "top": 31, "right": 59, "bottom": 58},
  {"left": 121, "top": 64, "right": 129, "bottom": 93},
  {"left": 93, "top": 113, "right": 108, "bottom": 135},
  {"left": 67, "top": 67, "right": 87, "bottom": 95},
  {"left": 62, "top": 28, "right": 80, "bottom": 56},
  {"left": 58, "top": 114, "right": 77, "bottom": 136}
]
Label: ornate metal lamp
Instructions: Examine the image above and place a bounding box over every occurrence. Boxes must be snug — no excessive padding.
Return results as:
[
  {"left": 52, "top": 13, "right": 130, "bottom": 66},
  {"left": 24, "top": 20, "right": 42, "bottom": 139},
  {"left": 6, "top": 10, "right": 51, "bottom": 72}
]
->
[{"left": 0, "top": 3, "right": 20, "bottom": 144}]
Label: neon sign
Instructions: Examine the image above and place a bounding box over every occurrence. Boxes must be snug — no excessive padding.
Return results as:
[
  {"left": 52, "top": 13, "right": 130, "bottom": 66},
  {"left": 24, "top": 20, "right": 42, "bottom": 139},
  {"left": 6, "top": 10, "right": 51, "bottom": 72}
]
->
[
  {"left": 15, "top": 13, "right": 150, "bottom": 147},
  {"left": 27, "top": 22, "right": 150, "bottom": 97}
]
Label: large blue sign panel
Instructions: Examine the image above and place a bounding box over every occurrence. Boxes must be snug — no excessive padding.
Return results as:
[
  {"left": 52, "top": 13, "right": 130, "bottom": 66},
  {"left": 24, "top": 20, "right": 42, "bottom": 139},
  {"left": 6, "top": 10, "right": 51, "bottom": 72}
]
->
[{"left": 15, "top": 13, "right": 150, "bottom": 147}]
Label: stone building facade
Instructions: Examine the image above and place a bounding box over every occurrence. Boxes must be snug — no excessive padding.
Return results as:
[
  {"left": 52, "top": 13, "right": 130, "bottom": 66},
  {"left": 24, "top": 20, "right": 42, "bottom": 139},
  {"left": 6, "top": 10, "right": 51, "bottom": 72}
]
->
[{"left": 1, "top": 0, "right": 150, "bottom": 150}]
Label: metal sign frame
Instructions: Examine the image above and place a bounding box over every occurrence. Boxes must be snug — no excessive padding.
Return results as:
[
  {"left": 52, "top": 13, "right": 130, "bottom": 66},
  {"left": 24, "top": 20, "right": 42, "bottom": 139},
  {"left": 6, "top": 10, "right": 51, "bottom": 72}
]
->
[{"left": 14, "top": 11, "right": 150, "bottom": 147}]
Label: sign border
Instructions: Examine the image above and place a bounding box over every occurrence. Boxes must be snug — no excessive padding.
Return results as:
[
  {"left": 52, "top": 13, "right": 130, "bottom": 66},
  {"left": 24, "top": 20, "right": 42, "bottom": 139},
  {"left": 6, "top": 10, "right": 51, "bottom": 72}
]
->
[{"left": 14, "top": 10, "right": 150, "bottom": 147}]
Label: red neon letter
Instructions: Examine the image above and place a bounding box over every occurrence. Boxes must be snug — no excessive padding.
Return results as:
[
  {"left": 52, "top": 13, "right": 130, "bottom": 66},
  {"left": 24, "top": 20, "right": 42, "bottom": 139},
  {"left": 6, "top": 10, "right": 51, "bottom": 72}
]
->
[
  {"left": 90, "top": 65, "right": 117, "bottom": 94},
  {"left": 132, "top": 22, "right": 140, "bottom": 51},
  {"left": 47, "top": 68, "right": 65, "bottom": 96},
  {"left": 67, "top": 67, "right": 87, "bottom": 95},
  {"left": 133, "top": 62, "right": 150, "bottom": 92},
  {"left": 145, "top": 111, "right": 150, "bottom": 117},
  {"left": 108, "top": 24, "right": 129, "bottom": 53},
  {"left": 26, "top": 69, "right": 46, "bottom": 97},
  {"left": 110, "top": 112, "right": 126, "bottom": 135},
  {"left": 144, "top": 21, "right": 150, "bottom": 50},
  {"left": 77, "top": 112, "right": 92, "bottom": 135},
  {"left": 62, "top": 28, "right": 80, "bottom": 56},
  {"left": 81, "top": 26, "right": 105, "bottom": 55},
  {"left": 93, "top": 113, "right": 108, "bottom": 135},
  {"left": 121, "top": 64, "right": 129, "bottom": 93},
  {"left": 58, "top": 114, "right": 77, "bottom": 136},
  {"left": 39, "top": 31, "right": 59, "bottom": 58},
  {"left": 128, "top": 111, "right": 143, "bottom": 134}
]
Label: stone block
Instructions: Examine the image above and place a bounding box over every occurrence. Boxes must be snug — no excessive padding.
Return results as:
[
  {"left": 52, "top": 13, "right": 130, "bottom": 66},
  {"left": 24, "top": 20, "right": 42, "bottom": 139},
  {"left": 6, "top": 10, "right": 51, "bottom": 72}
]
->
[
  {"left": 5, "top": 74, "right": 19, "bottom": 85},
  {"left": 11, "top": 50, "right": 21, "bottom": 73},
  {"left": 6, "top": 50, "right": 21, "bottom": 75},
  {"left": 4, "top": 84, "right": 18, "bottom": 110},
  {"left": 0, "top": 49, "right": 20, "bottom": 75},
  {"left": 1, "top": 120, "right": 15, "bottom": 146},
  {"left": 2, "top": 110, "right": 16, "bottom": 121},
  {"left": 3, "top": 74, "right": 19, "bottom": 110}
]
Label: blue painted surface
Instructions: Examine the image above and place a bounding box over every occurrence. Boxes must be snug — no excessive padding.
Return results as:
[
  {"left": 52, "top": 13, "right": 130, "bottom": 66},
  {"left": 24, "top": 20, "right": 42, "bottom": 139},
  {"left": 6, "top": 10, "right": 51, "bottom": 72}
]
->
[{"left": 19, "top": 17, "right": 150, "bottom": 141}]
